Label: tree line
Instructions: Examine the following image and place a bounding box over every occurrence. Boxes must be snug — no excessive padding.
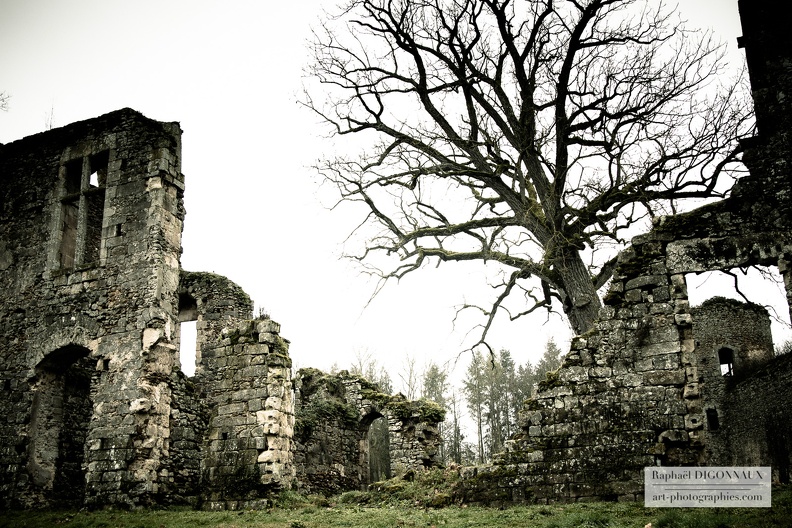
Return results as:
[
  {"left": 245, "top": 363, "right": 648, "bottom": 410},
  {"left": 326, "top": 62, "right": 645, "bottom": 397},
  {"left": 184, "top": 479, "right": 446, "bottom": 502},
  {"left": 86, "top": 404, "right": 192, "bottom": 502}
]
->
[{"left": 343, "top": 339, "right": 564, "bottom": 470}]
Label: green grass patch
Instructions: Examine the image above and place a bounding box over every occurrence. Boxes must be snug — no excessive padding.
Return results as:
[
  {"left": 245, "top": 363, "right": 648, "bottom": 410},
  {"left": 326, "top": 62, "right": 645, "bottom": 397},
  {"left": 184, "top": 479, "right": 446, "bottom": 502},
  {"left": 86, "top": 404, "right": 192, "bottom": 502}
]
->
[{"left": 1, "top": 486, "right": 790, "bottom": 528}]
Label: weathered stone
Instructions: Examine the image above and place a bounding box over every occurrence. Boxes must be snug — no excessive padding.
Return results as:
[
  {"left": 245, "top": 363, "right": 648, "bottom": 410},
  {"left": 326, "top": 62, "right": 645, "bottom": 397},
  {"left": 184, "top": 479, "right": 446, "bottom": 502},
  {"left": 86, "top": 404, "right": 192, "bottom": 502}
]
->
[
  {"left": 458, "top": 4, "right": 792, "bottom": 500},
  {"left": 291, "top": 369, "right": 443, "bottom": 496}
]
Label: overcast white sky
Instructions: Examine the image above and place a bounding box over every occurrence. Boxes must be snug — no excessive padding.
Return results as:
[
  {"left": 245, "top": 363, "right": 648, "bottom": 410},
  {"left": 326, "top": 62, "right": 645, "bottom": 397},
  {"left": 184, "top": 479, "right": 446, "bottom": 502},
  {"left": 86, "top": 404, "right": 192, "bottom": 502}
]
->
[{"left": 3, "top": 1, "right": 786, "bottom": 387}]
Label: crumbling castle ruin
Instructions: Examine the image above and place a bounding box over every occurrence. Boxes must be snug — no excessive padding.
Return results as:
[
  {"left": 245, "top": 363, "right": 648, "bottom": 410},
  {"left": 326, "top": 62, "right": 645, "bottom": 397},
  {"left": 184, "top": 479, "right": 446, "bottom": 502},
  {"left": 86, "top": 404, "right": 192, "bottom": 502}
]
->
[
  {"left": 457, "top": 0, "right": 792, "bottom": 504},
  {"left": 1, "top": 0, "right": 791, "bottom": 511},
  {"left": 0, "top": 109, "right": 442, "bottom": 510}
]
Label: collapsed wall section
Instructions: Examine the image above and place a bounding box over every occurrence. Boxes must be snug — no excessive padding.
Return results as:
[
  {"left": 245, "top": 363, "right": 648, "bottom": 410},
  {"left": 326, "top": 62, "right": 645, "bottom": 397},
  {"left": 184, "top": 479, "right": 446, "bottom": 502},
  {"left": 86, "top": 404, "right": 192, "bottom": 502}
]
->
[
  {"left": 293, "top": 369, "right": 444, "bottom": 495},
  {"left": 458, "top": 0, "right": 792, "bottom": 504},
  {"left": 178, "top": 270, "right": 253, "bottom": 376}
]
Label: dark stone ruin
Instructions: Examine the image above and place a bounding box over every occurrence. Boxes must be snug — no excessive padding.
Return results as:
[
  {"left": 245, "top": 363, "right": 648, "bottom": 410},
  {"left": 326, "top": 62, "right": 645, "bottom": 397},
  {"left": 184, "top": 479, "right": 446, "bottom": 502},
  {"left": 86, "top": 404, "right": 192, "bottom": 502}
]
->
[
  {"left": 1, "top": 0, "right": 791, "bottom": 510},
  {"left": 0, "top": 110, "right": 442, "bottom": 510}
]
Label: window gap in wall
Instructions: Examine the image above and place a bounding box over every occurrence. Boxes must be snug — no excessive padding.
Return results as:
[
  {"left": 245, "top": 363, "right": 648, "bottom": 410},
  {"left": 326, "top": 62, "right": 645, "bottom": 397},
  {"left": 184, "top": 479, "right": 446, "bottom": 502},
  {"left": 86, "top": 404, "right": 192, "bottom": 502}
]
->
[
  {"left": 179, "top": 320, "right": 197, "bottom": 377},
  {"left": 719, "top": 348, "right": 735, "bottom": 377},
  {"left": 706, "top": 408, "right": 720, "bottom": 431},
  {"left": 58, "top": 151, "right": 109, "bottom": 270},
  {"left": 687, "top": 267, "right": 792, "bottom": 351}
]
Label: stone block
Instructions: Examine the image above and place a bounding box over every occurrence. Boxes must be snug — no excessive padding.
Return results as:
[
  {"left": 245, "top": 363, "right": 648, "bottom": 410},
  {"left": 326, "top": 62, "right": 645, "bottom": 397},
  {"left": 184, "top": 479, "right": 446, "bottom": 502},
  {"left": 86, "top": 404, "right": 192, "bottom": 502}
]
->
[
  {"left": 644, "top": 370, "right": 685, "bottom": 386},
  {"left": 685, "top": 414, "right": 704, "bottom": 430},
  {"left": 559, "top": 366, "right": 589, "bottom": 383},
  {"left": 625, "top": 275, "right": 667, "bottom": 290},
  {"left": 682, "top": 383, "right": 700, "bottom": 399},
  {"left": 588, "top": 367, "right": 612, "bottom": 377},
  {"left": 652, "top": 354, "right": 679, "bottom": 370},
  {"left": 623, "top": 373, "right": 643, "bottom": 387},
  {"left": 641, "top": 340, "right": 681, "bottom": 357},
  {"left": 625, "top": 289, "right": 643, "bottom": 302}
]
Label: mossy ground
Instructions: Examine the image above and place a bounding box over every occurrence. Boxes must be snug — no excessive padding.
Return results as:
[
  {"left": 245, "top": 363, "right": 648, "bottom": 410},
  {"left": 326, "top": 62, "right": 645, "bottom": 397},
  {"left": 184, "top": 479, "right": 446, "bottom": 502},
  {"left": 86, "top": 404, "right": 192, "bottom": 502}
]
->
[{"left": 2, "top": 478, "right": 790, "bottom": 528}]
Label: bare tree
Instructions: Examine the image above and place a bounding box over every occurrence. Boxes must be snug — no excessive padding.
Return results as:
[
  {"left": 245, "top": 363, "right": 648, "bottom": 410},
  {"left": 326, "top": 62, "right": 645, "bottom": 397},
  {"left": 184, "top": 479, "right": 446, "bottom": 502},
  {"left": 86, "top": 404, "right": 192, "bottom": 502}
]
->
[
  {"left": 0, "top": 91, "right": 9, "bottom": 113},
  {"left": 398, "top": 354, "right": 421, "bottom": 399},
  {"left": 304, "top": 0, "right": 751, "bottom": 343}
]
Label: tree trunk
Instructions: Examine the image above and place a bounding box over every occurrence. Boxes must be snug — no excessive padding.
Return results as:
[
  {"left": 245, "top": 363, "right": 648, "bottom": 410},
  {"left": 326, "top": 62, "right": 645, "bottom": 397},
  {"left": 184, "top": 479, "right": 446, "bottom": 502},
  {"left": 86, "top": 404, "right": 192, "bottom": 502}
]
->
[{"left": 555, "top": 248, "right": 603, "bottom": 335}]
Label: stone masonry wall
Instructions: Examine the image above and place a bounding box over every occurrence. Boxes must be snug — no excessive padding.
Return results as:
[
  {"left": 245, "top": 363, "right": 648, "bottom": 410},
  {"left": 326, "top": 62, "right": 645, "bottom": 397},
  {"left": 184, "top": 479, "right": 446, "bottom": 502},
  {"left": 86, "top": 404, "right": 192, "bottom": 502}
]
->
[
  {"left": 178, "top": 270, "right": 253, "bottom": 377},
  {"left": 293, "top": 369, "right": 444, "bottom": 495},
  {"left": 164, "top": 371, "right": 209, "bottom": 507},
  {"left": 292, "top": 369, "right": 365, "bottom": 494},
  {"left": 199, "top": 318, "right": 294, "bottom": 510},
  {"left": 0, "top": 109, "right": 185, "bottom": 509},
  {"left": 691, "top": 297, "right": 775, "bottom": 466},
  {"left": 718, "top": 353, "right": 792, "bottom": 483},
  {"left": 457, "top": 0, "right": 792, "bottom": 504}
]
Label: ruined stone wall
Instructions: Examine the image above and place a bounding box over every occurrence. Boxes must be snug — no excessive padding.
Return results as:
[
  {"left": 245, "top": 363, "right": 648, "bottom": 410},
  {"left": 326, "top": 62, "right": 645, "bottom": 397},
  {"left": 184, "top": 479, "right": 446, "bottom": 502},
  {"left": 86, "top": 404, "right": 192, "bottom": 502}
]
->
[
  {"left": 293, "top": 369, "right": 444, "bottom": 495},
  {"left": 0, "top": 108, "right": 310, "bottom": 511},
  {"left": 0, "top": 108, "right": 325, "bottom": 511},
  {"left": 459, "top": 227, "right": 791, "bottom": 504},
  {"left": 381, "top": 394, "right": 444, "bottom": 477},
  {"left": 164, "top": 371, "right": 209, "bottom": 507},
  {"left": 0, "top": 109, "right": 185, "bottom": 508},
  {"left": 691, "top": 298, "right": 775, "bottom": 465},
  {"left": 717, "top": 353, "right": 792, "bottom": 483},
  {"left": 178, "top": 270, "right": 253, "bottom": 376},
  {"left": 199, "top": 319, "right": 294, "bottom": 510},
  {"left": 457, "top": 0, "right": 792, "bottom": 504},
  {"left": 292, "top": 369, "right": 366, "bottom": 494}
]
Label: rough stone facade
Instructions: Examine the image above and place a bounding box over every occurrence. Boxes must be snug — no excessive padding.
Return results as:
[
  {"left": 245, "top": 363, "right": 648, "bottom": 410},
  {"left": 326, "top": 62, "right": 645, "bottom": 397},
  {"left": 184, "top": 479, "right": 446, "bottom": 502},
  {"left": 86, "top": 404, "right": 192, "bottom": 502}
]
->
[
  {"left": 199, "top": 318, "right": 295, "bottom": 510},
  {"left": 457, "top": 0, "right": 792, "bottom": 504},
  {"left": 3, "top": 0, "right": 788, "bottom": 509},
  {"left": 0, "top": 109, "right": 186, "bottom": 509},
  {"left": 293, "top": 369, "right": 444, "bottom": 495},
  {"left": 0, "top": 109, "right": 444, "bottom": 510}
]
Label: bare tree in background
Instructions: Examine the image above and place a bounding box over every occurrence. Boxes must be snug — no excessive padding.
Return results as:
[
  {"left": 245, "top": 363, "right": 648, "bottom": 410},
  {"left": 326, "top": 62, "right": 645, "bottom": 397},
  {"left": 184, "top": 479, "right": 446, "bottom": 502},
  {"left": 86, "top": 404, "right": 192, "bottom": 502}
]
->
[
  {"left": 0, "top": 92, "right": 9, "bottom": 113},
  {"left": 304, "top": 0, "right": 752, "bottom": 345},
  {"left": 398, "top": 354, "right": 421, "bottom": 399}
]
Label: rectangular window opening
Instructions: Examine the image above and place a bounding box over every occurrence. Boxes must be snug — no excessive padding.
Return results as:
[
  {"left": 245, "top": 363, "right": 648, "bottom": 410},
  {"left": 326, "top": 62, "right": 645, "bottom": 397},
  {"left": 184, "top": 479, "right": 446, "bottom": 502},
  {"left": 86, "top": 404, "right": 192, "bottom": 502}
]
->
[
  {"left": 59, "top": 199, "right": 79, "bottom": 268},
  {"left": 706, "top": 408, "right": 720, "bottom": 431},
  {"left": 179, "top": 320, "right": 198, "bottom": 377},
  {"left": 89, "top": 151, "right": 109, "bottom": 188},
  {"left": 83, "top": 192, "right": 105, "bottom": 265},
  {"left": 58, "top": 151, "right": 109, "bottom": 270},
  {"left": 64, "top": 159, "right": 82, "bottom": 195},
  {"left": 719, "top": 348, "right": 734, "bottom": 377}
]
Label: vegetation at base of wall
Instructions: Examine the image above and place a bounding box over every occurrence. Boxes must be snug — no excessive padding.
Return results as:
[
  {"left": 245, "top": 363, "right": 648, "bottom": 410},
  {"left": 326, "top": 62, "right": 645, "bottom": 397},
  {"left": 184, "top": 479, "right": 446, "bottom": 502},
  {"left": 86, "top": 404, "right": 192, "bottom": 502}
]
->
[
  {"left": 338, "top": 467, "right": 462, "bottom": 508},
  {"left": 2, "top": 486, "right": 791, "bottom": 528}
]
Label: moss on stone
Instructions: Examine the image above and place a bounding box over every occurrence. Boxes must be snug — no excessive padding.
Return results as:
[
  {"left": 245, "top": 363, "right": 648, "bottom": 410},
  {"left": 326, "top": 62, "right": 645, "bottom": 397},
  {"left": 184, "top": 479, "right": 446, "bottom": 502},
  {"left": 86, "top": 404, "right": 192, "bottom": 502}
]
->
[
  {"left": 697, "top": 295, "right": 768, "bottom": 315},
  {"left": 294, "top": 398, "right": 360, "bottom": 443},
  {"left": 537, "top": 370, "right": 562, "bottom": 391},
  {"left": 360, "top": 389, "right": 445, "bottom": 423}
]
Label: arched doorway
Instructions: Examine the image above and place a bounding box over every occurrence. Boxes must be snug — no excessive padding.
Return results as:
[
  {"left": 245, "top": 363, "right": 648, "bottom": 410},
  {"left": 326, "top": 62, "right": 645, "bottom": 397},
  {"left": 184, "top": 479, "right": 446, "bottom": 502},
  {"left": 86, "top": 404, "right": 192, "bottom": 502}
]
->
[
  {"left": 28, "top": 345, "right": 94, "bottom": 506},
  {"left": 361, "top": 412, "right": 391, "bottom": 486}
]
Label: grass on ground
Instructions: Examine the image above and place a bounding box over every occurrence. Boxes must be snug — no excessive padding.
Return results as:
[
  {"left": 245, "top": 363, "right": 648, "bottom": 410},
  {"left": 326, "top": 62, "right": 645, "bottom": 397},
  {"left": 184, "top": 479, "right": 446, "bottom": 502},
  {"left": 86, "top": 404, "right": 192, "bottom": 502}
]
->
[{"left": 2, "top": 469, "right": 789, "bottom": 528}]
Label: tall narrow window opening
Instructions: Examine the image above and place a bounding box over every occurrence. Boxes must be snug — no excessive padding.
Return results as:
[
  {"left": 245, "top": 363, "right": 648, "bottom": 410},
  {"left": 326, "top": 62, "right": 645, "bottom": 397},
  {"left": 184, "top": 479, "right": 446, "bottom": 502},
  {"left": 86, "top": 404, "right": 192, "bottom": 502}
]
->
[
  {"left": 178, "top": 292, "right": 199, "bottom": 377},
  {"left": 179, "top": 320, "right": 198, "bottom": 377},
  {"left": 59, "top": 151, "right": 108, "bottom": 269},
  {"left": 706, "top": 408, "right": 721, "bottom": 431}
]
